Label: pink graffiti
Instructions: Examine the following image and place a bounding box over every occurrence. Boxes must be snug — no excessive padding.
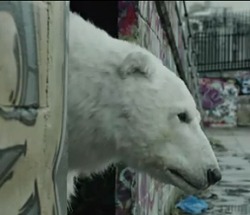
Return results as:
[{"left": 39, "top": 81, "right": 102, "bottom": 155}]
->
[{"left": 118, "top": 1, "right": 137, "bottom": 37}]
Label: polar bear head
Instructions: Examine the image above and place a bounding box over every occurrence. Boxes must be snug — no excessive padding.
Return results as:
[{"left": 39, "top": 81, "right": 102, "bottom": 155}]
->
[{"left": 114, "top": 48, "right": 221, "bottom": 193}]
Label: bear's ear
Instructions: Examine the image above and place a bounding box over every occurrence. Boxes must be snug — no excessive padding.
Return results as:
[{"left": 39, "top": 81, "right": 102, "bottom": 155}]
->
[{"left": 118, "top": 51, "right": 152, "bottom": 79}]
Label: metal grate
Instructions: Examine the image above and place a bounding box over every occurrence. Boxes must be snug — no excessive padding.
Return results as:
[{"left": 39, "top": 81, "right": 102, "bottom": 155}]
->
[{"left": 191, "top": 10, "right": 250, "bottom": 73}]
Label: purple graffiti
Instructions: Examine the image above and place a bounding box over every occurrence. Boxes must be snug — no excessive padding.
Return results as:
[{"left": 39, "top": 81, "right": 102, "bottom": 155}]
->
[
  {"left": 200, "top": 84, "right": 224, "bottom": 110},
  {"left": 138, "top": 175, "right": 156, "bottom": 215},
  {"left": 116, "top": 167, "right": 136, "bottom": 214}
]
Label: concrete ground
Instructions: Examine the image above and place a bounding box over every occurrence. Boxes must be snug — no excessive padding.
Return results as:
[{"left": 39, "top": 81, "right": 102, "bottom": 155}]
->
[{"left": 202, "top": 128, "right": 250, "bottom": 215}]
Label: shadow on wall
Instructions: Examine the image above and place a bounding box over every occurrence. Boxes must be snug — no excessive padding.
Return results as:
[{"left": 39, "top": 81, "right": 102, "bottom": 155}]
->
[
  {"left": 70, "top": 1, "right": 118, "bottom": 38},
  {"left": 69, "top": 166, "right": 116, "bottom": 215}
]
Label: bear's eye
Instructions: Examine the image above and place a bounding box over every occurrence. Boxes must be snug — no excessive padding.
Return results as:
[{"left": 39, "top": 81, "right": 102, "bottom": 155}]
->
[{"left": 177, "top": 112, "right": 190, "bottom": 123}]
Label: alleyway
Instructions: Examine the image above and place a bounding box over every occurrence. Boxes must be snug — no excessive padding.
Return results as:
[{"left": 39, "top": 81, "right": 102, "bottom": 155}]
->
[{"left": 201, "top": 128, "right": 250, "bottom": 215}]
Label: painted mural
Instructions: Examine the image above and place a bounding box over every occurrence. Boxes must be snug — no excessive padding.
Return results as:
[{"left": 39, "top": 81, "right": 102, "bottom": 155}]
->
[
  {"left": 234, "top": 71, "right": 250, "bottom": 95},
  {"left": 116, "top": 1, "right": 189, "bottom": 215},
  {"left": 199, "top": 78, "right": 239, "bottom": 127},
  {"left": 118, "top": 1, "right": 138, "bottom": 42},
  {"left": 199, "top": 71, "right": 250, "bottom": 127},
  {"left": 115, "top": 165, "right": 137, "bottom": 215},
  {"left": 0, "top": 2, "right": 68, "bottom": 214},
  {"left": 138, "top": 1, "right": 173, "bottom": 70}
]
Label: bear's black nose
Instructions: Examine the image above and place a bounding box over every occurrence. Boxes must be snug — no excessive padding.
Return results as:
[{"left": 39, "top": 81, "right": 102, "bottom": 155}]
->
[{"left": 207, "top": 168, "right": 222, "bottom": 185}]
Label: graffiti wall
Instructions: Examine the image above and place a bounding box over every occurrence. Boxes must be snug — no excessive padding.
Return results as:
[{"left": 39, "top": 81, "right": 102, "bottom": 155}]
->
[
  {"left": 118, "top": 1, "right": 176, "bottom": 72},
  {"left": 116, "top": 1, "right": 193, "bottom": 215},
  {"left": 117, "top": 2, "right": 170, "bottom": 214},
  {"left": 199, "top": 71, "right": 250, "bottom": 127},
  {"left": 234, "top": 71, "right": 250, "bottom": 96},
  {"left": 0, "top": 2, "right": 68, "bottom": 214},
  {"left": 199, "top": 78, "right": 238, "bottom": 127}
]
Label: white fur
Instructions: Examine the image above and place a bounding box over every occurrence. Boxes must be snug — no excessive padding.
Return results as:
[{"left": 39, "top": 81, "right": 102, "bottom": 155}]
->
[{"left": 67, "top": 12, "right": 220, "bottom": 202}]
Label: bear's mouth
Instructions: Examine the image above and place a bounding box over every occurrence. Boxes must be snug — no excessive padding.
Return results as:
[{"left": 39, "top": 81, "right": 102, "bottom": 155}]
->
[{"left": 168, "top": 169, "right": 203, "bottom": 190}]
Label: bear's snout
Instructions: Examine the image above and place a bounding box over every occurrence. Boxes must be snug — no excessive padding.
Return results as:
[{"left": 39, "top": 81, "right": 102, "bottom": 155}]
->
[{"left": 207, "top": 168, "right": 222, "bottom": 185}]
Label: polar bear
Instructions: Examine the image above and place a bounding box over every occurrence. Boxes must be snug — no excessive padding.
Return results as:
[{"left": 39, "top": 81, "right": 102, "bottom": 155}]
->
[{"left": 67, "top": 12, "right": 221, "bottom": 202}]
